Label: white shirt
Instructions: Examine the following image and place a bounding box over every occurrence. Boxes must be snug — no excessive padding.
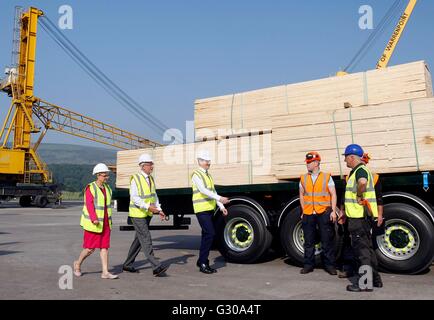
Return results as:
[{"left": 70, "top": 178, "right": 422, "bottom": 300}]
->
[
  {"left": 130, "top": 171, "right": 162, "bottom": 211},
  {"left": 191, "top": 167, "right": 225, "bottom": 211}
]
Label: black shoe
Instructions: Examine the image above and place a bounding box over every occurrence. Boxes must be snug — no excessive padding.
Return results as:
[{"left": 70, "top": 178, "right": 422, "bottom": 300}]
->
[
  {"left": 198, "top": 263, "right": 214, "bottom": 274},
  {"left": 122, "top": 265, "right": 139, "bottom": 273},
  {"left": 300, "top": 267, "right": 314, "bottom": 274},
  {"left": 196, "top": 260, "right": 210, "bottom": 268},
  {"left": 373, "top": 277, "right": 383, "bottom": 288},
  {"left": 346, "top": 284, "right": 373, "bottom": 292},
  {"left": 325, "top": 267, "right": 337, "bottom": 276},
  {"left": 208, "top": 266, "right": 218, "bottom": 273},
  {"left": 153, "top": 265, "right": 168, "bottom": 277}
]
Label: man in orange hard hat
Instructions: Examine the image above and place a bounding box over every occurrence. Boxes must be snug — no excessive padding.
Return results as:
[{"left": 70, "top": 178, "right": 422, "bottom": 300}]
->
[{"left": 299, "top": 152, "right": 338, "bottom": 275}]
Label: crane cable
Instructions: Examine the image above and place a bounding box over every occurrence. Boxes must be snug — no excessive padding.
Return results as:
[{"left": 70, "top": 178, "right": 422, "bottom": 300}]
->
[
  {"left": 39, "top": 16, "right": 172, "bottom": 141},
  {"left": 39, "top": 16, "right": 172, "bottom": 140},
  {"left": 344, "top": 0, "right": 405, "bottom": 72},
  {"left": 38, "top": 16, "right": 183, "bottom": 143}
]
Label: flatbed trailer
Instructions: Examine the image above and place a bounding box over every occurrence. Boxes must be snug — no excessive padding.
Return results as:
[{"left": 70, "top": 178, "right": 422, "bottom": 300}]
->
[
  {"left": 0, "top": 183, "right": 60, "bottom": 208},
  {"left": 114, "top": 171, "right": 434, "bottom": 274}
]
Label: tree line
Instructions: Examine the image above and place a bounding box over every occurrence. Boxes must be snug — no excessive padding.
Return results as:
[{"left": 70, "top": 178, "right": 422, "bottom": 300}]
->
[{"left": 50, "top": 164, "right": 116, "bottom": 192}]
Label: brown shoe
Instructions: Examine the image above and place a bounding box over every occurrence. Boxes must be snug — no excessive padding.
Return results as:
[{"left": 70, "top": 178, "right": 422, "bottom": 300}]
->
[
  {"left": 338, "top": 270, "right": 349, "bottom": 278},
  {"left": 300, "top": 267, "right": 314, "bottom": 274}
]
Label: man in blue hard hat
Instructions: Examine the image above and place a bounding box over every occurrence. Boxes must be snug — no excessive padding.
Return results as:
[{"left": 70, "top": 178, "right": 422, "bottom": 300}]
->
[{"left": 342, "top": 144, "right": 383, "bottom": 292}]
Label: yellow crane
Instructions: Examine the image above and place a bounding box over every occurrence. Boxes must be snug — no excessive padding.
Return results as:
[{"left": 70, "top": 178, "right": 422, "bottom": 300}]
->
[
  {"left": 337, "top": 0, "right": 417, "bottom": 76},
  {"left": 0, "top": 7, "right": 160, "bottom": 205}
]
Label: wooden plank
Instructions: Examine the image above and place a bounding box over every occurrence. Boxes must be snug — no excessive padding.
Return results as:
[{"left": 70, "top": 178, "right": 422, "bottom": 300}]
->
[
  {"left": 271, "top": 98, "right": 434, "bottom": 179},
  {"left": 116, "top": 133, "right": 277, "bottom": 189},
  {"left": 195, "top": 61, "right": 432, "bottom": 140}
]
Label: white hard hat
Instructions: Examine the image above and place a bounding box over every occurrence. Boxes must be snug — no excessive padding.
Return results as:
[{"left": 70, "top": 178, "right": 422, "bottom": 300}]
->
[
  {"left": 197, "top": 150, "right": 211, "bottom": 161},
  {"left": 93, "top": 163, "right": 110, "bottom": 175},
  {"left": 138, "top": 153, "right": 153, "bottom": 165}
]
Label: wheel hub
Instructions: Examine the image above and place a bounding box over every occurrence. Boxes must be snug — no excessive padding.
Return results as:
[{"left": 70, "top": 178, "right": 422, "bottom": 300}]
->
[
  {"left": 224, "top": 218, "right": 254, "bottom": 252},
  {"left": 293, "top": 221, "right": 322, "bottom": 255},
  {"left": 377, "top": 219, "right": 419, "bottom": 261}
]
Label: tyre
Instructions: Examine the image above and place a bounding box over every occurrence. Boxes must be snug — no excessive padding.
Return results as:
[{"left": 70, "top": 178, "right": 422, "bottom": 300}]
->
[
  {"left": 216, "top": 204, "right": 272, "bottom": 263},
  {"left": 19, "top": 196, "right": 32, "bottom": 208},
  {"left": 35, "top": 196, "right": 49, "bottom": 208},
  {"left": 280, "top": 207, "right": 322, "bottom": 267},
  {"left": 375, "top": 203, "right": 434, "bottom": 275}
]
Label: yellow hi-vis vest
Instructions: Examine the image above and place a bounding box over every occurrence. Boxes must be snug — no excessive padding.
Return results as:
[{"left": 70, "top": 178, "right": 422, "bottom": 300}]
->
[
  {"left": 191, "top": 169, "right": 217, "bottom": 214},
  {"left": 346, "top": 172, "right": 380, "bottom": 186},
  {"left": 81, "top": 182, "right": 112, "bottom": 233},
  {"left": 129, "top": 173, "right": 157, "bottom": 218},
  {"left": 345, "top": 165, "right": 378, "bottom": 218}
]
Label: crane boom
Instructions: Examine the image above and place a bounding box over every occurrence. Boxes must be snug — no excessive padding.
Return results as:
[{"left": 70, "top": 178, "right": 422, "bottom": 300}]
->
[
  {"left": 337, "top": 0, "right": 417, "bottom": 76},
  {"left": 32, "top": 98, "right": 161, "bottom": 150},
  {"left": 0, "top": 7, "right": 160, "bottom": 185},
  {"left": 376, "top": 0, "right": 417, "bottom": 69}
]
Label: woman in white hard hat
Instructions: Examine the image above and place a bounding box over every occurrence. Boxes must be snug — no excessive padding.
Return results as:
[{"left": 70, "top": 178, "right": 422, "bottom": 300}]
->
[{"left": 73, "top": 163, "right": 119, "bottom": 279}]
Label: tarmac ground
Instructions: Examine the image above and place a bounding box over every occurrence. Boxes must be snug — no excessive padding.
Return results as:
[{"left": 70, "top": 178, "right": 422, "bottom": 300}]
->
[{"left": 0, "top": 201, "right": 433, "bottom": 300}]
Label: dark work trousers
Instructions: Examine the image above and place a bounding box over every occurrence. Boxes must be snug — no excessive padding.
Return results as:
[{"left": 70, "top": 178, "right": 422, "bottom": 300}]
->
[
  {"left": 347, "top": 218, "right": 380, "bottom": 279},
  {"left": 123, "top": 216, "right": 161, "bottom": 271},
  {"left": 336, "top": 221, "right": 358, "bottom": 273},
  {"left": 196, "top": 210, "right": 216, "bottom": 265},
  {"left": 302, "top": 210, "right": 336, "bottom": 269}
]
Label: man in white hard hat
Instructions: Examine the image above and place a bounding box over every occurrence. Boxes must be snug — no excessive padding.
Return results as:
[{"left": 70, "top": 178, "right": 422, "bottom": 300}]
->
[
  {"left": 191, "top": 150, "right": 230, "bottom": 274},
  {"left": 122, "top": 153, "right": 168, "bottom": 277}
]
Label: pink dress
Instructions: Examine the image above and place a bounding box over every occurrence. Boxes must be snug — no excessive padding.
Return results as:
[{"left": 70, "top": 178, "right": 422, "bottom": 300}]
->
[{"left": 83, "top": 185, "right": 111, "bottom": 249}]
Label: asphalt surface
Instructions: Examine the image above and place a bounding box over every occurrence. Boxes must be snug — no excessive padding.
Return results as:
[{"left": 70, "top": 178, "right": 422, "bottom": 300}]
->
[{"left": 0, "top": 201, "right": 433, "bottom": 300}]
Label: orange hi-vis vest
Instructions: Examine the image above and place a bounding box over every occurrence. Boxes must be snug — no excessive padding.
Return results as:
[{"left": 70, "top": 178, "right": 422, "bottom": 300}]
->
[{"left": 300, "top": 172, "right": 332, "bottom": 215}]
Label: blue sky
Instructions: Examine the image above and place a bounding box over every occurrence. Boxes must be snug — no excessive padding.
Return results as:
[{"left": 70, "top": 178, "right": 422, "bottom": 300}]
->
[{"left": 1, "top": 0, "right": 433, "bottom": 146}]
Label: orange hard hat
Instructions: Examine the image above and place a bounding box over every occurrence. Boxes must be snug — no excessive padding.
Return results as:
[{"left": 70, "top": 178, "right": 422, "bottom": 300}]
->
[
  {"left": 361, "top": 153, "right": 371, "bottom": 164},
  {"left": 305, "top": 152, "right": 321, "bottom": 164}
]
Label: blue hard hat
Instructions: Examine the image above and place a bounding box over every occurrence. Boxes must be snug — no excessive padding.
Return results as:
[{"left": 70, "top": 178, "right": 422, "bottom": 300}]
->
[{"left": 342, "top": 144, "right": 364, "bottom": 157}]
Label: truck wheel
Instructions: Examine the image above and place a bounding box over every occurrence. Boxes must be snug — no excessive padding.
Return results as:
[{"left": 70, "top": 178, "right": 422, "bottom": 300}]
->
[
  {"left": 35, "top": 196, "right": 49, "bottom": 208},
  {"left": 376, "top": 203, "right": 434, "bottom": 275},
  {"left": 19, "top": 196, "right": 32, "bottom": 208},
  {"left": 280, "top": 207, "right": 322, "bottom": 267},
  {"left": 216, "top": 204, "right": 272, "bottom": 263}
]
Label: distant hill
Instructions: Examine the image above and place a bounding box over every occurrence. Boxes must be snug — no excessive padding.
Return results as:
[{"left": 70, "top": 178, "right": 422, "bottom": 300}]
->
[
  {"left": 38, "top": 143, "right": 117, "bottom": 165},
  {"left": 37, "top": 144, "right": 117, "bottom": 191}
]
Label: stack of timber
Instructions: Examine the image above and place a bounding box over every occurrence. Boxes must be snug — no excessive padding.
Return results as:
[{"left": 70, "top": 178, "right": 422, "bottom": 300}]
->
[
  {"left": 117, "top": 61, "right": 434, "bottom": 189},
  {"left": 194, "top": 61, "right": 432, "bottom": 140},
  {"left": 272, "top": 97, "right": 434, "bottom": 179},
  {"left": 116, "top": 132, "right": 278, "bottom": 189}
]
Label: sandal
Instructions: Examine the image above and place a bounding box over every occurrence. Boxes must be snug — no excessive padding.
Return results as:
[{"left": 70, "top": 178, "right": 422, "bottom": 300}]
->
[
  {"left": 101, "top": 273, "right": 119, "bottom": 280},
  {"left": 73, "top": 261, "right": 82, "bottom": 277}
]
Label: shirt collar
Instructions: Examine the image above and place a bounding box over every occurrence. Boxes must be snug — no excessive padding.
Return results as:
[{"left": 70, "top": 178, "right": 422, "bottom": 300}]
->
[
  {"left": 140, "top": 171, "right": 150, "bottom": 178},
  {"left": 308, "top": 170, "right": 321, "bottom": 176},
  {"left": 198, "top": 167, "right": 207, "bottom": 173},
  {"left": 350, "top": 163, "right": 365, "bottom": 175}
]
